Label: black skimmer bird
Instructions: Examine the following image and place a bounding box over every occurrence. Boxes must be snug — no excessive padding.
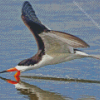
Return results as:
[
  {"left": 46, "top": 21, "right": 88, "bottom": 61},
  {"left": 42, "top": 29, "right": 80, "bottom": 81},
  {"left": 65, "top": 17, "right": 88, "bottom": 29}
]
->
[{"left": 0, "top": 1, "right": 100, "bottom": 77}]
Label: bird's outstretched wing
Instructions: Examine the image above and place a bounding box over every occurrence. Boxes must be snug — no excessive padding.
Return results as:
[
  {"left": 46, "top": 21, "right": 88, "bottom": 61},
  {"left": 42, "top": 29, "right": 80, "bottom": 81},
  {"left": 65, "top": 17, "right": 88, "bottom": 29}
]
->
[
  {"left": 21, "top": 1, "right": 48, "bottom": 51},
  {"left": 21, "top": 1, "right": 89, "bottom": 55},
  {"left": 39, "top": 30, "right": 89, "bottom": 55},
  {"left": 22, "top": 1, "right": 41, "bottom": 24}
]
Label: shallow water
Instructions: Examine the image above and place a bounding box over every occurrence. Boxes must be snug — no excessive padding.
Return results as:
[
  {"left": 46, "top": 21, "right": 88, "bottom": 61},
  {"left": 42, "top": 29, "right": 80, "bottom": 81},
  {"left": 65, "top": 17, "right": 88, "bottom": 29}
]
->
[{"left": 0, "top": 0, "right": 100, "bottom": 100}]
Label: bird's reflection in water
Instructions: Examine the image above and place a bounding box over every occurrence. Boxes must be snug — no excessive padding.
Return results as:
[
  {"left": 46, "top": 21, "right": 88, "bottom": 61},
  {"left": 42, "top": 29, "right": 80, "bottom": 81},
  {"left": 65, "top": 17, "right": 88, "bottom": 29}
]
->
[
  {"left": 0, "top": 76, "right": 97, "bottom": 100},
  {"left": 0, "top": 76, "right": 70, "bottom": 100}
]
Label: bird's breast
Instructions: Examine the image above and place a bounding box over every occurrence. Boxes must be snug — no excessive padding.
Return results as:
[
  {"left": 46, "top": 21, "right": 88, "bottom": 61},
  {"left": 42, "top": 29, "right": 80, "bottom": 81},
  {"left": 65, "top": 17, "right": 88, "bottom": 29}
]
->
[{"left": 15, "top": 54, "right": 53, "bottom": 71}]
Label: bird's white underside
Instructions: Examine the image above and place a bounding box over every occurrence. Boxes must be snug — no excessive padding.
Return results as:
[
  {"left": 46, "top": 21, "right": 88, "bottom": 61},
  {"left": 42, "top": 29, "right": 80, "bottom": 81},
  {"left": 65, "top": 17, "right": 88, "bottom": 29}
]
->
[
  {"left": 15, "top": 54, "right": 53, "bottom": 71},
  {"left": 15, "top": 51, "right": 89, "bottom": 72}
]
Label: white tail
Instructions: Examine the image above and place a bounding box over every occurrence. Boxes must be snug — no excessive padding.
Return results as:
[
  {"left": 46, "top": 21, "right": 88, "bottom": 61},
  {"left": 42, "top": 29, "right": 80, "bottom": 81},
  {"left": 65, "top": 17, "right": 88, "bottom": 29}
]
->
[
  {"left": 75, "top": 50, "right": 100, "bottom": 60},
  {"left": 89, "top": 55, "right": 100, "bottom": 60}
]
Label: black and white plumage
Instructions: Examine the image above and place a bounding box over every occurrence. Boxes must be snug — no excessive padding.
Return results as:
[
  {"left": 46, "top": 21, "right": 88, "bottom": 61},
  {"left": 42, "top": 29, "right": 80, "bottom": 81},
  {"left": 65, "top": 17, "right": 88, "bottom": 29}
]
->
[
  {"left": 17, "top": 1, "right": 89, "bottom": 70},
  {"left": 0, "top": 1, "right": 100, "bottom": 76}
]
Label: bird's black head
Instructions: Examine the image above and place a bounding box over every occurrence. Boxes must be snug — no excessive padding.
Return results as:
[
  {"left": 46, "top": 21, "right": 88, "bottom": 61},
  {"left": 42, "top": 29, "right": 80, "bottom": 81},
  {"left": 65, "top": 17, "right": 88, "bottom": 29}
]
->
[{"left": 18, "top": 58, "right": 38, "bottom": 66}]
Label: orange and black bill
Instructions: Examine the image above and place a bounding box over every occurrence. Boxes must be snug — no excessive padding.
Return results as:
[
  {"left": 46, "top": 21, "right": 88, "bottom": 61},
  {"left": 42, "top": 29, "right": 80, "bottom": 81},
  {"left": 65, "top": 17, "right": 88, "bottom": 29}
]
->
[
  {"left": 0, "top": 67, "right": 18, "bottom": 73},
  {"left": 0, "top": 67, "right": 20, "bottom": 77},
  {"left": 0, "top": 70, "right": 7, "bottom": 73}
]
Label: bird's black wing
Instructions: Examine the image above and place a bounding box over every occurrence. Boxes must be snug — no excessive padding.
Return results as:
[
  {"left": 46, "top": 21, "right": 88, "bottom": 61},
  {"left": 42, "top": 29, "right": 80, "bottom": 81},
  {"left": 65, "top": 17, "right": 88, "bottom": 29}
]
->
[{"left": 21, "top": 1, "right": 48, "bottom": 51}]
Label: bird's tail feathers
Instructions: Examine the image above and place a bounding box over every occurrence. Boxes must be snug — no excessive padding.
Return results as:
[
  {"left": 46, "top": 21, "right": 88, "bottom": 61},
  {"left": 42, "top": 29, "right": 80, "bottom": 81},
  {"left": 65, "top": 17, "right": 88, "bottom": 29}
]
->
[
  {"left": 75, "top": 50, "right": 100, "bottom": 60},
  {"left": 88, "top": 55, "right": 100, "bottom": 60}
]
